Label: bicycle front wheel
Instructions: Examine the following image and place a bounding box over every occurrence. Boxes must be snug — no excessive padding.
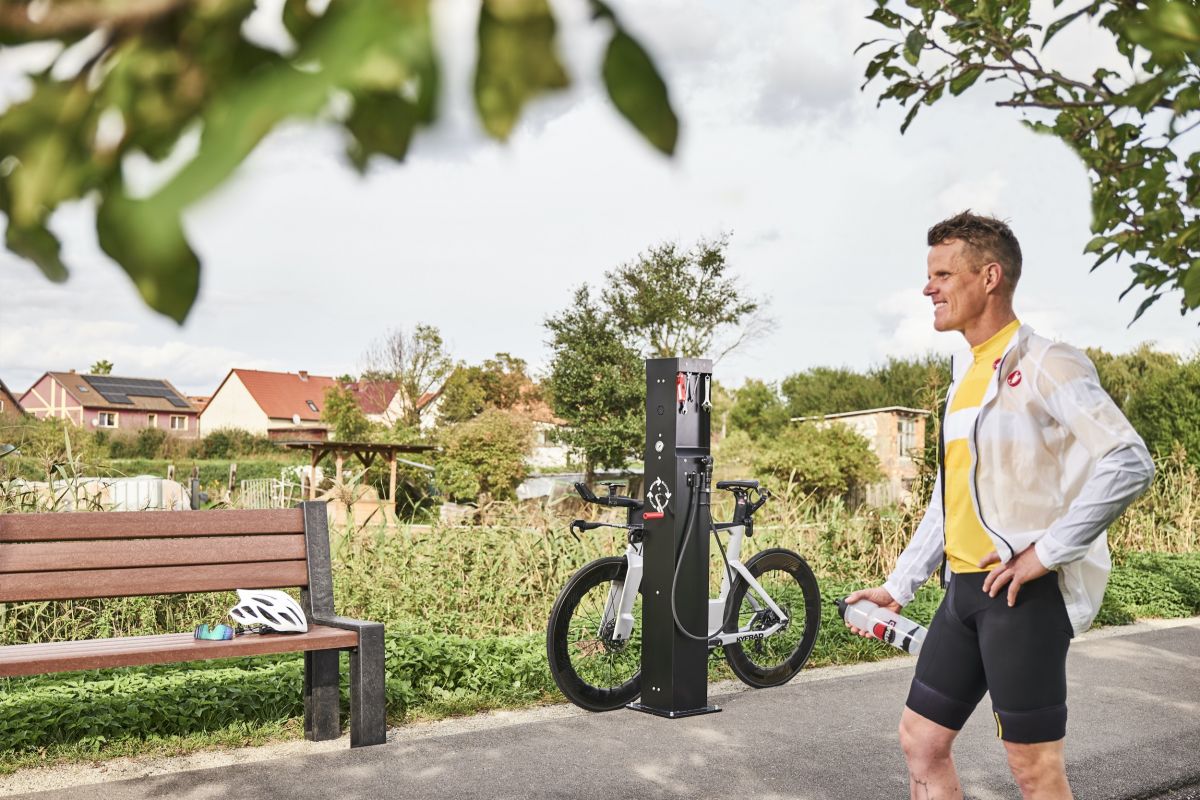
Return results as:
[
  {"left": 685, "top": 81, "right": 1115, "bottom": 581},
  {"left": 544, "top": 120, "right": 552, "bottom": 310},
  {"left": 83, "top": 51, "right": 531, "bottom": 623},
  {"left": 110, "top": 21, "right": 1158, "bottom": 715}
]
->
[
  {"left": 546, "top": 556, "right": 642, "bottom": 711},
  {"left": 723, "top": 547, "right": 821, "bottom": 689}
]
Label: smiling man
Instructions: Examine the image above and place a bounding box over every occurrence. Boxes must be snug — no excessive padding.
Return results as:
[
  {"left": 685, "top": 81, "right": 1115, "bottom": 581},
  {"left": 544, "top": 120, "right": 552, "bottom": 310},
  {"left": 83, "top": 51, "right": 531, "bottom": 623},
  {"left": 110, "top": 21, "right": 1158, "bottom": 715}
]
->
[{"left": 845, "top": 211, "right": 1154, "bottom": 800}]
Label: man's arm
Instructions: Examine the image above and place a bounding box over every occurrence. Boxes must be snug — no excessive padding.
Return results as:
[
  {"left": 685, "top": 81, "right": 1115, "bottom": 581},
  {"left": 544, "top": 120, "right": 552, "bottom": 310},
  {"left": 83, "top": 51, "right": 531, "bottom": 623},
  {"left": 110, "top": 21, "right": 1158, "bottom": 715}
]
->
[
  {"left": 880, "top": 472, "right": 946, "bottom": 608},
  {"left": 1031, "top": 345, "right": 1155, "bottom": 570}
]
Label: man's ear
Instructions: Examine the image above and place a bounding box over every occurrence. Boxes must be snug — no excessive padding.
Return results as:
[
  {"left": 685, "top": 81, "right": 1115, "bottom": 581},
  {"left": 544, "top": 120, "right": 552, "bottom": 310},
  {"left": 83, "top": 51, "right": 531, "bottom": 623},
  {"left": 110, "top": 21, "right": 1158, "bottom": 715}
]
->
[{"left": 986, "top": 262, "right": 1004, "bottom": 294}]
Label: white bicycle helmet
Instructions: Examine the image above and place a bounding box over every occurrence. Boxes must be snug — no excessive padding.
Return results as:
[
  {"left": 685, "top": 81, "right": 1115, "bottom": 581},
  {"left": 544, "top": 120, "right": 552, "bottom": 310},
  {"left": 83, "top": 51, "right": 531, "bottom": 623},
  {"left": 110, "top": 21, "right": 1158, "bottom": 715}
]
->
[{"left": 229, "top": 589, "right": 308, "bottom": 633}]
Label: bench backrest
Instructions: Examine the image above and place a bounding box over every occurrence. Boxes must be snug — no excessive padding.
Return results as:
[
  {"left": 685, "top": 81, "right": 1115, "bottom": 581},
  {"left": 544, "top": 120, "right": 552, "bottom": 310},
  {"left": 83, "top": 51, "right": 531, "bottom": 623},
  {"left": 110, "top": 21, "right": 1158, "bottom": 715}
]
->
[{"left": 0, "top": 504, "right": 333, "bottom": 606}]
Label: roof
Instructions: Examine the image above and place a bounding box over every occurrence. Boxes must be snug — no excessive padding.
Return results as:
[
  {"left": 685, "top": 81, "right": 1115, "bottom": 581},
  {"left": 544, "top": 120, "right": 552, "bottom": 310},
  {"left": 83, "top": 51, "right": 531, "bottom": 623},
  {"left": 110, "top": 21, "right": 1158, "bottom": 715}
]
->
[
  {"left": 42, "top": 372, "right": 198, "bottom": 413},
  {"left": 791, "top": 405, "right": 931, "bottom": 423},
  {"left": 224, "top": 369, "right": 337, "bottom": 421},
  {"left": 344, "top": 380, "right": 400, "bottom": 415}
]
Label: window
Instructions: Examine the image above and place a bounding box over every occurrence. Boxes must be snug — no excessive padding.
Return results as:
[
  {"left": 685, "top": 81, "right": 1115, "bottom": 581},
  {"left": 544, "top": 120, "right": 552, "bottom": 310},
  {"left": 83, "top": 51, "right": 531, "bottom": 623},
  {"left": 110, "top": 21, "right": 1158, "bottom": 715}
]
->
[
  {"left": 306, "top": 400, "right": 318, "bottom": 413},
  {"left": 98, "top": 412, "right": 117, "bottom": 428},
  {"left": 898, "top": 417, "right": 917, "bottom": 459},
  {"left": 170, "top": 415, "right": 187, "bottom": 430},
  {"left": 147, "top": 413, "right": 158, "bottom": 428},
  {"left": 0, "top": 399, "right": 4, "bottom": 412}
]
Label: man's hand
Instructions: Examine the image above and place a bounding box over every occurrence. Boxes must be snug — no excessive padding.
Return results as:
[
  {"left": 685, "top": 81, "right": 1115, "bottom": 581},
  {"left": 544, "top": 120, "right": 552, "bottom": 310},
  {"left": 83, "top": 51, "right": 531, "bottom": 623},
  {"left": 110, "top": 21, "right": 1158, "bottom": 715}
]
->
[
  {"left": 979, "top": 548, "right": 1050, "bottom": 607},
  {"left": 842, "top": 586, "right": 901, "bottom": 638}
]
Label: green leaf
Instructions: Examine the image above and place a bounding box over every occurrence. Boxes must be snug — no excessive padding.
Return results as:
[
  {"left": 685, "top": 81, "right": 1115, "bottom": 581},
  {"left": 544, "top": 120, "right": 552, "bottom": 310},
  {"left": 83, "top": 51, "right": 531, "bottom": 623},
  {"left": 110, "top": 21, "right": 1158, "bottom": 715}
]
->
[
  {"left": 5, "top": 222, "right": 68, "bottom": 282},
  {"left": 1084, "top": 235, "right": 1109, "bottom": 254},
  {"left": 344, "top": 92, "right": 422, "bottom": 170},
  {"left": 1123, "top": 0, "right": 1200, "bottom": 56},
  {"left": 1043, "top": 6, "right": 1090, "bottom": 47},
  {"left": 949, "top": 66, "right": 983, "bottom": 95},
  {"left": 1128, "top": 292, "right": 1160, "bottom": 325},
  {"left": 474, "top": 0, "right": 569, "bottom": 141},
  {"left": 904, "top": 30, "right": 926, "bottom": 65},
  {"left": 601, "top": 29, "right": 678, "bottom": 155},
  {"left": 96, "top": 192, "right": 200, "bottom": 324},
  {"left": 1183, "top": 261, "right": 1200, "bottom": 309}
]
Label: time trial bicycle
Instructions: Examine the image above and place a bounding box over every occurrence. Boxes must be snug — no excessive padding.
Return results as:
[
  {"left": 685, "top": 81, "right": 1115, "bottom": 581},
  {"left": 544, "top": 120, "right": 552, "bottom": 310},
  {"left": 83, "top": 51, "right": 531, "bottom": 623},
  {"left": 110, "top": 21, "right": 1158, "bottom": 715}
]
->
[{"left": 546, "top": 479, "right": 821, "bottom": 711}]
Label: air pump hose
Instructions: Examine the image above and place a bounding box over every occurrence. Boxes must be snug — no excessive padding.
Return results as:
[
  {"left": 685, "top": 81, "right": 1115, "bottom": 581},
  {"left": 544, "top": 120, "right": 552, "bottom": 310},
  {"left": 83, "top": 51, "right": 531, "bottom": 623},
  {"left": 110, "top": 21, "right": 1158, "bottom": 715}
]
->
[{"left": 669, "top": 472, "right": 734, "bottom": 643}]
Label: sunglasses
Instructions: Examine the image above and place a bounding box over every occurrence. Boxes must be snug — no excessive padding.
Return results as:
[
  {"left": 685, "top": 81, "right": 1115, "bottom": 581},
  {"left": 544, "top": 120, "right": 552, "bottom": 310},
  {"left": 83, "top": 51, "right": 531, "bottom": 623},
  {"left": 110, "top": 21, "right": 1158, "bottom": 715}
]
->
[{"left": 193, "top": 623, "right": 235, "bottom": 640}]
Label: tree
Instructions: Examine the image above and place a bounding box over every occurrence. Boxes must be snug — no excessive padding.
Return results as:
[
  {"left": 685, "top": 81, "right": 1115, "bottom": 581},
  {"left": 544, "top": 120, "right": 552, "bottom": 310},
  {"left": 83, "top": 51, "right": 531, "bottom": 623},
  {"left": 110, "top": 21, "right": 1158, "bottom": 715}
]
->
[
  {"left": 363, "top": 323, "right": 454, "bottom": 428},
  {"left": 601, "top": 235, "right": 771, "bottom": 360},
  {"left": 438, "top": 352, "right": 536, "bottom": 425},
  {"left": 728, "top": 379, "right": 789, "bottom": 439},
  {"left": 1125, "top": 354, "right": 1200, "bottom": 463},
  {"left": 781, "top": 367, "right": 885, "bottom": 417},
  {"left": 722, "top": 421, "right": 882, "bottom": 503},
  {"left": 435, "top": 408, "right": 532, "bottom": 503},
  {"left": 1, "top": 0, "right": 678, "bottom": 323},
  {"left": 322, "top": 384, "right": 372, "bottom": 442},
  {"left": 544, "top": 286, "right": 644, "bottom": 480},
  {"left": 861, "top": 1, "right": 1200, "bottom": 321},
  {"left": 89, "top": 360, "right": 113, "bottom": 375}
]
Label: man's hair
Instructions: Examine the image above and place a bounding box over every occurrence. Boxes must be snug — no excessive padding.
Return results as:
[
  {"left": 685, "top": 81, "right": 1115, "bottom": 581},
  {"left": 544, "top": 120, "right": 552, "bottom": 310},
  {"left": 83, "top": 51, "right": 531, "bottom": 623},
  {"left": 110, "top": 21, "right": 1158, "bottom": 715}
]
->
[{"left": 927, "top": 210, "right": 1022, "bottom": 294}]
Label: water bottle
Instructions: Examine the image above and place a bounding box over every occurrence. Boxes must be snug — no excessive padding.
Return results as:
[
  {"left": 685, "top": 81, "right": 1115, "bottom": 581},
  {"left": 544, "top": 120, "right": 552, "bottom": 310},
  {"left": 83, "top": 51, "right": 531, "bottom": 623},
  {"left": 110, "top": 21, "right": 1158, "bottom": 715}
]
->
[{"left": 836, "top": 597, "right": 927, "bottom": 656}]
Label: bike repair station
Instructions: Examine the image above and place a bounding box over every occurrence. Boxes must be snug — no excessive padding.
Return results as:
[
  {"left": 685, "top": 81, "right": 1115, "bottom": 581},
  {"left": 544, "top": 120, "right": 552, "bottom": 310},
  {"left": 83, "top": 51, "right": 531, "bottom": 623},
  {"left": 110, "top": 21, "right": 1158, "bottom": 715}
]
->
[{"left": 548, "top": 357, "right": 822, "bottom": 719}]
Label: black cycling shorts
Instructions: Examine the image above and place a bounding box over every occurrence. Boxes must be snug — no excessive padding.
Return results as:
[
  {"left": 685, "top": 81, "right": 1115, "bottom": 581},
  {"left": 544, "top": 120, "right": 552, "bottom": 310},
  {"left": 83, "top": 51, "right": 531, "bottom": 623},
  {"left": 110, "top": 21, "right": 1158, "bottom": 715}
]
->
[{"left": 905, "top": 571, "right": 1074, "bottom": 744}]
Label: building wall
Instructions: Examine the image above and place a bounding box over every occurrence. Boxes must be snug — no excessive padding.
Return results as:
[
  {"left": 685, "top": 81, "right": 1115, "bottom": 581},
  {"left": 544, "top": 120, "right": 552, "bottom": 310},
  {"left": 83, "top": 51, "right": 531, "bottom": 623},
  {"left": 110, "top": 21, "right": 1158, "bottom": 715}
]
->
[
  {"left": 20, "top": 375, "right": 83, "bottom": 426},
  {"left": 200, "top": 373, "right": 270, "bottom": 434},
  {"left": 89, "top": 408, "right": 200, "bottom": 438}
]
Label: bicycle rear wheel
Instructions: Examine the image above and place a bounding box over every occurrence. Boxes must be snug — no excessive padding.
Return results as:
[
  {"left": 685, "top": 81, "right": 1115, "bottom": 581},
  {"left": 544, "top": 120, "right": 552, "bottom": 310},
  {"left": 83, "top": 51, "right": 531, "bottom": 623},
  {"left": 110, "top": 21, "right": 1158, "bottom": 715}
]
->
[
  {"left": 546, "top": 556, "right": 642, "bottom": 711},
  {"left": 723, "top": 547, "right": 821, "bottom": 688}
]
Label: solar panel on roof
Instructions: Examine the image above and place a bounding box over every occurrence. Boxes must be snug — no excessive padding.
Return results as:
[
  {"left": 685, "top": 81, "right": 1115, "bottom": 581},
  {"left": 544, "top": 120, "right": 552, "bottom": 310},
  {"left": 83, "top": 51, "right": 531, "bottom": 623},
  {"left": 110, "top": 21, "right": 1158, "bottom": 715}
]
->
[{"left": 84, "top": 376, "right": 190, "bottom": 408}]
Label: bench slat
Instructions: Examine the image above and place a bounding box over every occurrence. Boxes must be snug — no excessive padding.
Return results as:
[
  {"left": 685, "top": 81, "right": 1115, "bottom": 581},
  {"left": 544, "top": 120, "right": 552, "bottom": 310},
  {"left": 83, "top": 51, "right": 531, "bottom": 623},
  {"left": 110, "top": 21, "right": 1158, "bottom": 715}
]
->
[
  {"left": 0, "top": 509, "right": 305, "bottom": 542},
  {"left": 0, "top": 560, "right": 309, "bottom": 603},
  {"left": 0, "top": 534, "right": 306, "bottom": 574},
  {"left": 0, "top": 626, "right": 360, "bottom": 677}
]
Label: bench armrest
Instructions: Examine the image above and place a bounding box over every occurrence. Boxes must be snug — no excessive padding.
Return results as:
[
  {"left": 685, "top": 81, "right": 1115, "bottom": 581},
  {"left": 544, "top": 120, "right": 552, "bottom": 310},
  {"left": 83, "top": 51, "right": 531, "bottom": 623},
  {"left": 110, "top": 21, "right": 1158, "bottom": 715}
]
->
[{"left": 311, "top": 614, "right": 384, "bottom": 634}]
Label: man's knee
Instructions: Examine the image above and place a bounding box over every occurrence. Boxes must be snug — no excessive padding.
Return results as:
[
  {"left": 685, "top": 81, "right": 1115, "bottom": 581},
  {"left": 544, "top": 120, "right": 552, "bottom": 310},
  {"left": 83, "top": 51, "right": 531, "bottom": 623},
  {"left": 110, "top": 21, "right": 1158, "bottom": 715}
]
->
[
  {"left": 899, "top": 710, "right": 955, "bottom": 768},
  {"left": 1005, "top": 740, "right": 1068, "bottom": 796}
]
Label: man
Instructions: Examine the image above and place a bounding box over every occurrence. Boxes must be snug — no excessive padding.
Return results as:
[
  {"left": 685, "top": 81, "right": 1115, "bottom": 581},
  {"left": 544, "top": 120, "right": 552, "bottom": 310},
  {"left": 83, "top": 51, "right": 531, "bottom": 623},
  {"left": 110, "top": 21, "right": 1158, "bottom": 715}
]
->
[{"left": 846, "top": 211, "right": 1154, "bottom": 800}]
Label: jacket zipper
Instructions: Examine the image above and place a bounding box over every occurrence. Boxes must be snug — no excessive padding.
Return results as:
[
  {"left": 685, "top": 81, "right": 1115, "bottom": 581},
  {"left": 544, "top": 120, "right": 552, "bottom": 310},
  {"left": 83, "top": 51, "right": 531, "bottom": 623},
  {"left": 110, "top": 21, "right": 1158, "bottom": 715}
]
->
[{"left": 971, "top": 348, "right": 1017, "bottom": 561}]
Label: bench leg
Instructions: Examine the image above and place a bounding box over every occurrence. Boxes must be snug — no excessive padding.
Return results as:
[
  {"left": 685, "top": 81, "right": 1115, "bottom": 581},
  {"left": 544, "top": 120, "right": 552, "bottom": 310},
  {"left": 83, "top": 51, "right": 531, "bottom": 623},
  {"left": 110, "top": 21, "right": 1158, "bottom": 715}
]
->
[
  {"left": 304, "top": 649, "right": 340, "bottom": 741},
  {"left": 349, "top": 624, "right": 387, "bottom": 747}
]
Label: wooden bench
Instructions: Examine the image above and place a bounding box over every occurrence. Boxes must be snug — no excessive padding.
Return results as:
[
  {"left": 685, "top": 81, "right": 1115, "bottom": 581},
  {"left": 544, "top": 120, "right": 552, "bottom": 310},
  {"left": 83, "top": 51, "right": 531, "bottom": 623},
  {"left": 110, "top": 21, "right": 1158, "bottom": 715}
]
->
[{"left": 0, "top": 501, "right": 386, "bottom": 748}]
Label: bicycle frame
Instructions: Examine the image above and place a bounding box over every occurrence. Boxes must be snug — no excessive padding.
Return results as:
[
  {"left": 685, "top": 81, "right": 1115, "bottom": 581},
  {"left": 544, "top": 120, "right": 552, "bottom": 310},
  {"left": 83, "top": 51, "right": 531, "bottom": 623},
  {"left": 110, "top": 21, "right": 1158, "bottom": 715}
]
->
[{"left": 602, "top": 523, "right": 789, "bottom": 647}]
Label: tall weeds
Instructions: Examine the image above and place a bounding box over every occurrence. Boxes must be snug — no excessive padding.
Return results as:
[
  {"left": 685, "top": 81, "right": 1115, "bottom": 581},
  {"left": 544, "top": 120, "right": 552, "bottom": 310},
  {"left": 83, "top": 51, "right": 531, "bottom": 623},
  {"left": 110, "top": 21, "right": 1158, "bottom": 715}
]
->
[{"left": 1, "top": 453, "right": 1195, "bottom": 645}]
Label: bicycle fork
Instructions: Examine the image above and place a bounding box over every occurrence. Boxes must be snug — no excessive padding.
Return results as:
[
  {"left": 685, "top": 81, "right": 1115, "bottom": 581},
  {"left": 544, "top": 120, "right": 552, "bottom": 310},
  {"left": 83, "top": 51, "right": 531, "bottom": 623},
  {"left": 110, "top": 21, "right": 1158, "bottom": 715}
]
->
[{"left": 602, "top": 545, "right": 643, "bottom": 643}]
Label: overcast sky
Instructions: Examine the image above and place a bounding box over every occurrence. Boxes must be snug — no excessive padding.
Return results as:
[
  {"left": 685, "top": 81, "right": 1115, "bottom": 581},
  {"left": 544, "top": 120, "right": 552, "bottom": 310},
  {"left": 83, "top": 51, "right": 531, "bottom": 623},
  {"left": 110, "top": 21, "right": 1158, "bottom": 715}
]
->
[{"left": 2, "top": 0, "right": 1196, "bottom": 398}]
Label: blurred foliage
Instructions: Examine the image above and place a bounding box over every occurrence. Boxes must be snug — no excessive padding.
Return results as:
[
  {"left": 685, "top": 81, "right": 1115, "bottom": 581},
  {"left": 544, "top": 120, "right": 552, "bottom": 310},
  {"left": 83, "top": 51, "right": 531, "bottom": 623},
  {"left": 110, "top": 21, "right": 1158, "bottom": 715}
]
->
[
  {"left": 861, "top": 0, "right": 1200, "bottom": 321},
  {"left": 0, "top": 0, "right": 678, "bottom": 322}
]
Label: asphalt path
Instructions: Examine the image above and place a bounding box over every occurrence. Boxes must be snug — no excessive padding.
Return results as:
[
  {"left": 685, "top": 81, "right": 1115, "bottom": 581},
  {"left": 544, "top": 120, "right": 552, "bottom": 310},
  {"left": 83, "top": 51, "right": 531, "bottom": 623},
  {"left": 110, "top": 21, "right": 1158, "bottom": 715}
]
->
[{"left": 6, "top": 618, "right": 1198, "bottom": 800}]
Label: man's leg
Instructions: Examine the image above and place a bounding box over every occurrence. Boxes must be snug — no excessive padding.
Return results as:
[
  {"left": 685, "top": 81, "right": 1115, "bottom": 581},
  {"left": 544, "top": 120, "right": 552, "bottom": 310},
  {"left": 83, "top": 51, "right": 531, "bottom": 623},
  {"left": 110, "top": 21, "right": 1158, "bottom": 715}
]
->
[
  {"left": 899, "top": 706, "right": 963, "bottom": 799},
  {"left": 1003, "top": 739, "right": 1072, "bottom": 800}
]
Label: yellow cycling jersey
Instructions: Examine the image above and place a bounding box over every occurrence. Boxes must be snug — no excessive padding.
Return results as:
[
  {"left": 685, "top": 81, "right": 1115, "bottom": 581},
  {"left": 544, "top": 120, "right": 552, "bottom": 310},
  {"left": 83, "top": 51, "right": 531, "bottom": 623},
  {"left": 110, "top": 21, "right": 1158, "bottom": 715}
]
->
[{"left": 943, "top": 319, "right": 1021, "bottom": 573}]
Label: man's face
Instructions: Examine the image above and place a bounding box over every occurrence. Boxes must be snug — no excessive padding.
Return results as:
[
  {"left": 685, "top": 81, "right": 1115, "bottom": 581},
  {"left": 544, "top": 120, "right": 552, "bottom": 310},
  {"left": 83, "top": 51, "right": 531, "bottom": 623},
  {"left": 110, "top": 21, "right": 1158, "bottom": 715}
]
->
[{"left": 924, "top": 239, "right": 991, "bottom": 333}]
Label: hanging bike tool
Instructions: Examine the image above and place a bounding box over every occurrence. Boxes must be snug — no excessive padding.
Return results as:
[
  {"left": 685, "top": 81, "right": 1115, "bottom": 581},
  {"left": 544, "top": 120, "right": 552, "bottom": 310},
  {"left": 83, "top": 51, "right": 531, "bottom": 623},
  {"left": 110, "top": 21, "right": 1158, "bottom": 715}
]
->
[{"left": 633, "top": 358, "right": 719, "bottom": 718}]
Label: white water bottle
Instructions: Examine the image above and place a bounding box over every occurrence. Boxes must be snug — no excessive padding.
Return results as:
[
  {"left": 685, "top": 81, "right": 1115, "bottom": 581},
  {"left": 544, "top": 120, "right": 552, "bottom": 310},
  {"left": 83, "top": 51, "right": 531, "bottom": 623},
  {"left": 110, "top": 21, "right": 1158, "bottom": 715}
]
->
[{"left": 836, "top": 597, "right": 928, "bottom": 656}]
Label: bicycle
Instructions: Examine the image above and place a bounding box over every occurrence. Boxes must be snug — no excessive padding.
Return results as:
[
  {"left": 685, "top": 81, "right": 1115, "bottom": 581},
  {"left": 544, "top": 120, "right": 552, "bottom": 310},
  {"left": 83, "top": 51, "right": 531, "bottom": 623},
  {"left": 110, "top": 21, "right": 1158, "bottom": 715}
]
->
[{"left": 546, "top": 478, "right": 821, "bottom": 711}]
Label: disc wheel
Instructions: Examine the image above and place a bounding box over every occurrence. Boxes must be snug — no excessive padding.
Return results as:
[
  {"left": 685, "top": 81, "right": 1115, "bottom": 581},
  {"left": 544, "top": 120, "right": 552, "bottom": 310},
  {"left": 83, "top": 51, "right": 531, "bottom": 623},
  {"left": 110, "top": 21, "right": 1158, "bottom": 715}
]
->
[
  {"left": 723, "top": 547, "right": 821, "bottom": 688},
  {"left": 546, "top": 556, "right": 642, "bottom": 711}
]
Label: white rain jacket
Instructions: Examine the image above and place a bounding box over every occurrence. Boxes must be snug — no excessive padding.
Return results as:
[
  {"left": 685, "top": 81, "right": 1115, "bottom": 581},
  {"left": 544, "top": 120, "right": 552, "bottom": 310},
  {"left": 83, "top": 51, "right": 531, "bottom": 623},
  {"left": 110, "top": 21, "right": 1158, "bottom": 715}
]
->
[{"left": 883, "top": 324, "right": 1154, "bottom": 635}]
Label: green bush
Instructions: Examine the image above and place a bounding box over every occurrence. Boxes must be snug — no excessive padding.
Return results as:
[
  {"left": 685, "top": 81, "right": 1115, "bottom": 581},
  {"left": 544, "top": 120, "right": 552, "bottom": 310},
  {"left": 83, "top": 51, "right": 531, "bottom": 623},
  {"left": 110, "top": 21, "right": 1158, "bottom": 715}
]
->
[
  {"left": 435, "top": 409, "right": 532, "bottom": 502},
  {"left": 198, "top": 429, "right": 280, "bottom": 460},
  {"left": 725, "top": 422, "right": 882, "bottom": 502}
]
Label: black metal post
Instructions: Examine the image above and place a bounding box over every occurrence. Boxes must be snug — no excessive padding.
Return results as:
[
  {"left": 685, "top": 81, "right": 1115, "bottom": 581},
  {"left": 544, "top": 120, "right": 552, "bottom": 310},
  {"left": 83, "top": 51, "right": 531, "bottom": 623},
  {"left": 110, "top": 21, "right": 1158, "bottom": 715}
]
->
[{"left": 629, "top": 357, "right": 719, "bottom": 718}]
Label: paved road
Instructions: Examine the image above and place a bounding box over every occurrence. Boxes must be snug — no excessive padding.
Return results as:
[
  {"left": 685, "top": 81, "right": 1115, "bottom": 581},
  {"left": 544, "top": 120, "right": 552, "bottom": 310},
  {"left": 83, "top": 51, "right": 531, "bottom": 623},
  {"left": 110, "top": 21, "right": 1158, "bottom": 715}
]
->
[{"left": 6, "top": 618, "right": 1199, "bottom": 800}]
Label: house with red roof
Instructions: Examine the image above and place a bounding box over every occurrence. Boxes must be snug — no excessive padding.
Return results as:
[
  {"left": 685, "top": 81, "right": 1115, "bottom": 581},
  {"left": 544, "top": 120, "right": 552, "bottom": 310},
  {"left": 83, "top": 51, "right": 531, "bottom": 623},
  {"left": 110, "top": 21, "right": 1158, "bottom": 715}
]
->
[
  {"left": 200, "top": 369, "right": 337, "bottom": 440},
  {"left": 20, "top": 372, "right": 199, "bottom": 438}
]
